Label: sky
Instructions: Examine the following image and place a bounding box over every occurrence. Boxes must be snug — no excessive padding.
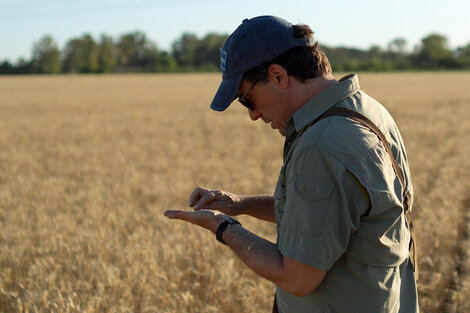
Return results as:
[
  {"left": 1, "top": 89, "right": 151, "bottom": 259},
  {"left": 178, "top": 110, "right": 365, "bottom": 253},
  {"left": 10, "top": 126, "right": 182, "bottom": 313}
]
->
[{"left": 1, "top": 0, "right": 469, "bottom": 62}]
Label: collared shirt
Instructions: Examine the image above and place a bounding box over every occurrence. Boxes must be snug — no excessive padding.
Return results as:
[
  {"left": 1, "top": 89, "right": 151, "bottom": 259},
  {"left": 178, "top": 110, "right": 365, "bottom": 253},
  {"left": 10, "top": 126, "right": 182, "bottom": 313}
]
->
[{"left": 274, "top": 74, "right": 418, "bottom": 313}]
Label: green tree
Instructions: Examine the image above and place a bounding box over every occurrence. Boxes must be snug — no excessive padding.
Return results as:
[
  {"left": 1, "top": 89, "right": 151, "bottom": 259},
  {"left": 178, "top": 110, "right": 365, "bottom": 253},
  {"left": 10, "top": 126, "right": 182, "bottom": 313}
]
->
[
  {"left": 0, "top": 60, "right": 14, "bottom": 74},
  {"left": 386, "top": 38, "right": 412, "bottom": 69},
  {"left": 172, "top": 33, "right": 199, "bottom": 69},
  {"left": 458, "top": 43, "right": 470, "bottom": 57},
  {"left": 62, "top": 34, "right": 99, "bottom": 73},
  {"left": 117, "top": 31, "right": 159, "bottom": 70},
  {"left": 98, "top": 34, "right": 117, "bottom": 73},
  {"left": 80, "top": 34, "right": 99, "bottom": 73},
  {"left": 416, "top": 33, "right": 452, "bottom": 68},
  {"left": 194, "top": 33, "right": 228, "bottom": 70},
  {"left": 32, "top": 35, "right": 61, "bottom": 73},
  {"left": 154, "top": 51, "right": 177, "bottom": 72},
  {"left": 171, "top": 32, "right": 227, "bottom": 71},
  {"left": 387, "top": 37, "right": 407, "bottom": 55},
  {"left": 15, "top": 58, "right": 35, "bottom": 74},
  {"left": 62, "top": 38, "right": 82, "bottom": 72},
  {"left": 362, "top": 45, "right": 395, "bottom": 71},
  {"left": 323, "top": 46, "right": 369, "bottom": 72},
  {"left": 455, "top": 43, "right": 470, "bottom": 68}
]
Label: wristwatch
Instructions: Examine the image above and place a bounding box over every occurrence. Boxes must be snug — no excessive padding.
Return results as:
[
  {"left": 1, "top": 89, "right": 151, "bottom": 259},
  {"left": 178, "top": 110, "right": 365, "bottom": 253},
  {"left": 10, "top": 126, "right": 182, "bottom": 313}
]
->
[{"left": 216, "top": 217, "right": 241, "bottom": 245}]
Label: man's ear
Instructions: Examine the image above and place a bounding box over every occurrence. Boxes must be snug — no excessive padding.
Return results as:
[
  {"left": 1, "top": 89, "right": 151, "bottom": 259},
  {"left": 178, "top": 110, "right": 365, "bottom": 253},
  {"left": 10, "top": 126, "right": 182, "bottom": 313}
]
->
[{"left": 267, "top": 64, "right": 289, "bottom": 88}]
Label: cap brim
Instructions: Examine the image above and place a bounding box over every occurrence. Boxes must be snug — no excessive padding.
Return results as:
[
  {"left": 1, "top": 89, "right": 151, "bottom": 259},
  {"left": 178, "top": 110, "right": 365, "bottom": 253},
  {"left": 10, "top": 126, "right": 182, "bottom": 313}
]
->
[{"left": 210, "top": 74, "right": 243, "bottom": 111}]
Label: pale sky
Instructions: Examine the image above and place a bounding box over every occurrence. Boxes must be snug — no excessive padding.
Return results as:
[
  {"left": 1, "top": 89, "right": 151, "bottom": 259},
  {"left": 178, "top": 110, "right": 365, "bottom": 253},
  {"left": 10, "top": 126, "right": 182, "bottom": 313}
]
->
[{"left": 1, "top": 0, "right": 469, "bottom": 62}]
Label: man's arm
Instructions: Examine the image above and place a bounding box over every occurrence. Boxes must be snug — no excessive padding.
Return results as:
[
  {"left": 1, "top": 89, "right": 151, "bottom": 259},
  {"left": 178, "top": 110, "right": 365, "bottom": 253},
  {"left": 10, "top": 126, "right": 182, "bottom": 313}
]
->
[
  {"left": 235, "top": 194, "right": 275, "bottom": 222},
  {"left": 189, "top": 187, "right": 275, "bottom": 223},
  {"left": 223, "top": 221, "right": 326, "bottom": 296},
  {"left": 163, "top": 209, "right": 326, "bottom": 296}
]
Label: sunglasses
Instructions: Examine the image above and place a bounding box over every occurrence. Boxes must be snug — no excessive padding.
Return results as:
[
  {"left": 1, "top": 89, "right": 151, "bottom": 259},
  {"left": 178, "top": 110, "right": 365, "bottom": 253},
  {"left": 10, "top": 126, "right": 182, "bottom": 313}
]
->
[{"left": 237, "top": 79, "right": 258, "bottom": 111}]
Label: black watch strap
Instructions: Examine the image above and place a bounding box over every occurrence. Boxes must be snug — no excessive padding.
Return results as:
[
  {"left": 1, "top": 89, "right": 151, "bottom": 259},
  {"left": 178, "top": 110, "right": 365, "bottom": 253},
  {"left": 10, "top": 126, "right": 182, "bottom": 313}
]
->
[{"left": 216, "top": 217, "right": 241, "bottom": 245}]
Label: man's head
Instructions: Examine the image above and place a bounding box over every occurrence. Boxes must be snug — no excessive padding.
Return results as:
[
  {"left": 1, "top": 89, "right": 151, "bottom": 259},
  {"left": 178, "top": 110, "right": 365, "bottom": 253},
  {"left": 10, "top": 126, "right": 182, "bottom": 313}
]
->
[{"left": 210, "top": 16, "right": 331, "bottom": 112}]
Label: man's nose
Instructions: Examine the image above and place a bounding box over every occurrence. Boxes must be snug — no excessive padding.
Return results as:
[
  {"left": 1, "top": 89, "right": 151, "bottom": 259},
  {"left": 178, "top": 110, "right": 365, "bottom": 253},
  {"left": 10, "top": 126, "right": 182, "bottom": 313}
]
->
[{"left": 248, "top": 109, "right": 261, "bottom": 121}]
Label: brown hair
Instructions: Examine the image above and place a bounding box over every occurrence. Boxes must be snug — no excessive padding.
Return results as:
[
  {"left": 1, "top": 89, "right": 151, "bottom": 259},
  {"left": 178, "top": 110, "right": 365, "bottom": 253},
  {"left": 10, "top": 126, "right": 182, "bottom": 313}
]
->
[{"left": 243, "top": 24, "right": 332, "bottom": 82}]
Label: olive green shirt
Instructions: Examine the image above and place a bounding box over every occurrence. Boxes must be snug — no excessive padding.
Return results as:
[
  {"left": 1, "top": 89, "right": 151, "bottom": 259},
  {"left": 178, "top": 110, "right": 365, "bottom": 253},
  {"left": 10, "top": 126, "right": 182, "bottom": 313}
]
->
[{"left": 273, "top": 74, "right": 418, "bottom": 313}]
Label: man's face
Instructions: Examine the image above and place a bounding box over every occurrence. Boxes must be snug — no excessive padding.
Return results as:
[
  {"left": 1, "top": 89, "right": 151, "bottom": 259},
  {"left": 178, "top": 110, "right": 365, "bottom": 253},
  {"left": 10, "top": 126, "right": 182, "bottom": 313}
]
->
[{"left": 236, "top": 78, "right": 290, "bottom": 136}]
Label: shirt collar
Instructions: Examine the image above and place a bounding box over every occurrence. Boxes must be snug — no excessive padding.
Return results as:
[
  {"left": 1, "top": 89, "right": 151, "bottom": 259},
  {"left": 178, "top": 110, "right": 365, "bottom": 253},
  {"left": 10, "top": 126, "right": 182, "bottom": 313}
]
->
[{"left": 289, "top": 73, "right": 361, "bottom": 133}]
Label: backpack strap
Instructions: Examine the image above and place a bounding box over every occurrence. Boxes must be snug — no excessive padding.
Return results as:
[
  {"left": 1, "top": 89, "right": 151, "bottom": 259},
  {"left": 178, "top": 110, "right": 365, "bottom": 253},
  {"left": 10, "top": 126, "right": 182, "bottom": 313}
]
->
[{"left": 307, "top": 107, "right": 419, "bottom": 280}]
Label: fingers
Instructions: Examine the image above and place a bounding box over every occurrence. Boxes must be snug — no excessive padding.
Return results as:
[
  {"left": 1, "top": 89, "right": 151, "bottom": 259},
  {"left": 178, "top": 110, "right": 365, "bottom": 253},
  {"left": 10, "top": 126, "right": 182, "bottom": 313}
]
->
[
  {"left": 189, "top": 187, "right": 208, "bottom": 207},
  {"left": 164, "top": 210, "right": 192, "bottom": 221},
  {"left": 189, "top": 187, "right": 223, "bottom": 210},
  {"left": 193, "top": 192, "right": 218, "bottom": 210},
  {"left": 164, "top": 209, "right": 205, "bottom": 226},
  {"left": 163, "top": 209, "right": 225, "bottom": 233}
]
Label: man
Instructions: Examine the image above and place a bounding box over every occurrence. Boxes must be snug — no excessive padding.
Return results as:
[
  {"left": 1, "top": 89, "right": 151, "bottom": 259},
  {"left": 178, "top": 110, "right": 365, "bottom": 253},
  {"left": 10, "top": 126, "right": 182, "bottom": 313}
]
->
[{"left": 164, "top": 15, "right": 419, "bottom": 313}]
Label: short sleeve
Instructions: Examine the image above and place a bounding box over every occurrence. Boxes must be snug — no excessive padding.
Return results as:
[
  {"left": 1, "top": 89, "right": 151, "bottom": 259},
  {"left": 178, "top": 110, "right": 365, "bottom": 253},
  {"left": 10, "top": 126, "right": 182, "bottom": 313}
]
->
[{"left": 278, "top": 146, "right": 370, "bottom": 271}]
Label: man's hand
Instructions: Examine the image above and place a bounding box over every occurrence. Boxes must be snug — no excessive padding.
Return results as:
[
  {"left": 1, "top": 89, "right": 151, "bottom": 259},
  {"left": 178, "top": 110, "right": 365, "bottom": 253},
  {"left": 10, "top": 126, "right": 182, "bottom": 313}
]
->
[
  {"left": 189, "top": 187, "right": 245, "bottom": 216},
  {"left": 164, "top": 195, "right": 327, "bottom": 296},
  {"left": 164, "top": 208, "right": 228, "bottom": 234}
]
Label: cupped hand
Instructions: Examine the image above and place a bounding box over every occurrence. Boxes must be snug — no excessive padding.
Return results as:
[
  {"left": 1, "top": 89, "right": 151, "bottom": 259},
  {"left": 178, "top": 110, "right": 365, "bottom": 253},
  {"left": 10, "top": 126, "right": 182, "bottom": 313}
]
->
[
  {"left": 189, "top": 187, "right": 245, "bottom": 216},
  {"left": 164, "top": 208, "right": 227, "bottom": 234}
]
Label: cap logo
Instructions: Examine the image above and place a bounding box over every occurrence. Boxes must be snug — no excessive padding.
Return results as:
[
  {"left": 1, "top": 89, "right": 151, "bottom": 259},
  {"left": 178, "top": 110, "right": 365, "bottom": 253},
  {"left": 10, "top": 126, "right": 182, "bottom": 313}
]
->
[{"left": 220, "top": 49, "right": 227, "bottom": 72}]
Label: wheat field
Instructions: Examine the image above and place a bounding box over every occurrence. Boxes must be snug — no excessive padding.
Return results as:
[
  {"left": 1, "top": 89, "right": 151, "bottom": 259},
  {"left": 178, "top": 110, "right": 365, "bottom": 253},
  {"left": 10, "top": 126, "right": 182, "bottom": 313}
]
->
[{"left": 0, "top": 72, "right": 469, "bottom": 313}]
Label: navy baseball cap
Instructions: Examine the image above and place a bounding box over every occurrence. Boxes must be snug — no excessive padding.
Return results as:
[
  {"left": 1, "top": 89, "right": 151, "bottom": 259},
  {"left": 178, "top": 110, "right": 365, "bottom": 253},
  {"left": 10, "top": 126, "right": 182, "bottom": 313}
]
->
[{"left": 210, "top": 16, "right": 314, "bottom": 111}]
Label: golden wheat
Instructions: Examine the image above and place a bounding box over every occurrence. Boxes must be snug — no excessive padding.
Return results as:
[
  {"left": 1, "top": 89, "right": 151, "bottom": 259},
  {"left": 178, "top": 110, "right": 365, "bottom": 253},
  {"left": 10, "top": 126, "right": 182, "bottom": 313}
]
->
[{"left": 0, "top": 73, "right": 469, "bottom": 313}]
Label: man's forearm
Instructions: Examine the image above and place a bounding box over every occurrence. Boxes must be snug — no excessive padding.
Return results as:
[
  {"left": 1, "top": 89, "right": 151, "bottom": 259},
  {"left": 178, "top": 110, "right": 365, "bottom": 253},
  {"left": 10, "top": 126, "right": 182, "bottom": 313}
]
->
[
  {"left": 221, "top": 223, "right": 285, "bottom": 285},
  {"left": 239, "top": 195, "right": 275, "bottom": 222},
  {"left": 220, "top": 222, "right": 325, "bottom": 296},
  {"left": 163, "top": 207, "right": 325, "bottom": 296}
]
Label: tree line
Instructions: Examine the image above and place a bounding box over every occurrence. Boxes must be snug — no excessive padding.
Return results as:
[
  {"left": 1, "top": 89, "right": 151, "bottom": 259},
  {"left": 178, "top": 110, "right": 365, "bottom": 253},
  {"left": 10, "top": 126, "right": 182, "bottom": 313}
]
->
[{"left": 1, "top": 31, "right": 469, "bottom": 74}]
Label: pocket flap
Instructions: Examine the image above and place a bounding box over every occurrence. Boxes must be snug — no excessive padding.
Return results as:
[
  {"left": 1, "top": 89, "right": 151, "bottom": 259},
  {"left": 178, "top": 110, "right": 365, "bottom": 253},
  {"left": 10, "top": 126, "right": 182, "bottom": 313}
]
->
[{"left": 293, "top": 176, "right": 334, "bottom": 201}]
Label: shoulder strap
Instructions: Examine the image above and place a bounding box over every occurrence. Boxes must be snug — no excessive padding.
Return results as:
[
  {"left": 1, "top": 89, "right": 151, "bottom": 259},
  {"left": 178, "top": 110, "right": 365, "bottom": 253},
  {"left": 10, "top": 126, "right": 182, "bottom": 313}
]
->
[
  {"left": 308, "top": 107, "right": 419, "bottom": 280},
  {"left": 310, "top": 108, "right": 408, "bottom": 193}
]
